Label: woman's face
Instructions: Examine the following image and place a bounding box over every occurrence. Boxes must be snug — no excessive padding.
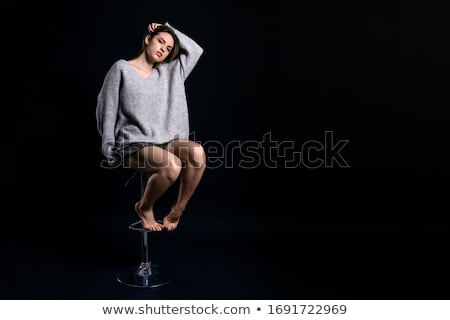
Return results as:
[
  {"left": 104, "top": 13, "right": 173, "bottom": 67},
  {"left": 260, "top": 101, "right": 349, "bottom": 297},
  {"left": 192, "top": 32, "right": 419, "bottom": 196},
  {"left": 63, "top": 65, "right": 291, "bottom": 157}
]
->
[{"left": 146, "top": 32, "right": 174, "bottom": 63}]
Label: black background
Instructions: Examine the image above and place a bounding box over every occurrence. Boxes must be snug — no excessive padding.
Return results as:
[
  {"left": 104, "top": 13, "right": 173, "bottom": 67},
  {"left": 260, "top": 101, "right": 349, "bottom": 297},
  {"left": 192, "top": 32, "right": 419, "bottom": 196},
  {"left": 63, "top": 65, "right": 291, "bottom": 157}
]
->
[{"left": 1, "top": 0, "right": 449, "bottom": 299}]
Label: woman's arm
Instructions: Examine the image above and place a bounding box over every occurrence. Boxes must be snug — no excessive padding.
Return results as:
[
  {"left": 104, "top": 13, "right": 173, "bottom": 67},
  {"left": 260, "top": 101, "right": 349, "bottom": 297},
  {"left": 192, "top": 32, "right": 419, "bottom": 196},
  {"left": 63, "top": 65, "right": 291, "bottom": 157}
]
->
[
  {"left": 96, "top": 62, "right": 121, "bottom": 167},
  {"left": 167, "top": 22, "right": 203, "bottom": 79},
  {"left": 149, "top": 22, "right": 204, "bottom": 80}
]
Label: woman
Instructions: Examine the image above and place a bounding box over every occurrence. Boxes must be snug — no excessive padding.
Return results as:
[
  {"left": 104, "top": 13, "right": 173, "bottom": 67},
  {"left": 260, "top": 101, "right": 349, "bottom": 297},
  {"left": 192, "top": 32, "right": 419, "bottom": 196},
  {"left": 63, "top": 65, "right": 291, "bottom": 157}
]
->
[{"left": 96, "top": 22, "right": 206, "bottom": 231}]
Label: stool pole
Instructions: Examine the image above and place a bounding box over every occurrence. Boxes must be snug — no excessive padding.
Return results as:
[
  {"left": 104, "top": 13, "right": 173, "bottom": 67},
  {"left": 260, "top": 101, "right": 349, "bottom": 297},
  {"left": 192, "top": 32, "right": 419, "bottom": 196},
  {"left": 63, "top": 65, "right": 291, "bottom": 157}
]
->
[
  {"left": 141, "top": 232, "right": 150, "bottom": 264},
  {"left": 116, "top": 171, "right": 173, "bottom": 288},
  {"left": 140, "top": 172, "right": 150, "bottom": 264}
]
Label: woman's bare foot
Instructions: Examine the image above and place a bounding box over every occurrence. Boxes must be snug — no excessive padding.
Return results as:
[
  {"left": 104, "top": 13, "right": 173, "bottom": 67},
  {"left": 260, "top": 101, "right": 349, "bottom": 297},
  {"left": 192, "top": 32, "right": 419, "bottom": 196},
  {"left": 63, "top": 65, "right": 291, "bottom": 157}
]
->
[
  {"left": 163, "top": 206, "right": 184, "bottom": 231},
  {"left": 135, "top": 201, "right": 164, "bottom": 231}
]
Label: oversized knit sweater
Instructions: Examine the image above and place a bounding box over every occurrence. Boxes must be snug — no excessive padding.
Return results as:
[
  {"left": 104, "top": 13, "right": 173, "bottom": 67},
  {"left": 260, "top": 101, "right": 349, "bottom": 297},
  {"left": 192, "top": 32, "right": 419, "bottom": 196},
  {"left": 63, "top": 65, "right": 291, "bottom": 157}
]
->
[{"left": 96, "top": 23, "right": 203, "bottom": 167}]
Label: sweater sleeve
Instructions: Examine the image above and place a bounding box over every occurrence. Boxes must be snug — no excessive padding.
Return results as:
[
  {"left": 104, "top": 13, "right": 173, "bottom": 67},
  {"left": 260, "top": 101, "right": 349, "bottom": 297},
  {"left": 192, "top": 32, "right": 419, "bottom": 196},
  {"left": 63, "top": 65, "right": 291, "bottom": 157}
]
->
[
  {"left": 95, "top": 61, "right": 121, "bottom": 167},
  {"left": 166, "top": 22, "right": 204, "bottom": 80}
]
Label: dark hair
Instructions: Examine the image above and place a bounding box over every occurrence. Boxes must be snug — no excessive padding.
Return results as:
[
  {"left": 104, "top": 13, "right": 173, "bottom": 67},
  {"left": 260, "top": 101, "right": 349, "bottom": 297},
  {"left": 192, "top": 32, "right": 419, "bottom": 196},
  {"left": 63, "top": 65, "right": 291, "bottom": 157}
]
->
[{"left": 138, "top": 25, "right": 180, "bottom": 65}]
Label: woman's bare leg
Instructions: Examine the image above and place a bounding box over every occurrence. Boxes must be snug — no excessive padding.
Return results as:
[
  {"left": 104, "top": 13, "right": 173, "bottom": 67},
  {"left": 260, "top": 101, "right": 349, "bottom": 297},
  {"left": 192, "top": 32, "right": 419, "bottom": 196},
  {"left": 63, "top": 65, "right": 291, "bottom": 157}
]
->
[
  {"left": 126, "top": 145, "right": 182, "bottom": 231},
  {"left": 164, "top": 140, "right": 207, "bottom": 231}
]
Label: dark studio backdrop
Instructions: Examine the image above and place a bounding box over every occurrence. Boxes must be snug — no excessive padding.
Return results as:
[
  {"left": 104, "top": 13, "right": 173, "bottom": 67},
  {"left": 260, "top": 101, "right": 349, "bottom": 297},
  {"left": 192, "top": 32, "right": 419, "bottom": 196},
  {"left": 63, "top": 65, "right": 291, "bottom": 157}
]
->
[{"left": 1, "top": 0, "right": 449, "bottom": 299}]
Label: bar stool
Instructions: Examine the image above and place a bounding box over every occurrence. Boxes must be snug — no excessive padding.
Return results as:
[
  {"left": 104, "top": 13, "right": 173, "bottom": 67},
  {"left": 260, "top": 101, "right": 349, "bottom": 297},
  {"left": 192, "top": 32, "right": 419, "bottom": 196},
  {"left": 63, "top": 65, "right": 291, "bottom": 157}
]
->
[{"left": 116, "top": 171, "right": 173, "bottom": 288}]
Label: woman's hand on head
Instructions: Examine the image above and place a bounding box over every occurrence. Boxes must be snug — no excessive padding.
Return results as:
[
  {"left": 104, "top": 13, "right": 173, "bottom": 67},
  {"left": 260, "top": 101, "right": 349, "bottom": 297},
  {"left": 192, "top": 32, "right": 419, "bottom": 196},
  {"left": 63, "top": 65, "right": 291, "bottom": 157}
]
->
[{"left": 148, "top": 22, "right": 163, "bottom": 33}]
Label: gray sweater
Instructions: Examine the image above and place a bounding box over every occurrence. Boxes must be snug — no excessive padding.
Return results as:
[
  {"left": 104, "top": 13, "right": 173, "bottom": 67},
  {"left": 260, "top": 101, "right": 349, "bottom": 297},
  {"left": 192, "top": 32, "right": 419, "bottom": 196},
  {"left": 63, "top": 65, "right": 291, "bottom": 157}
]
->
[{"left": 96, "top": 23, "right": 203, "bottom": 167}]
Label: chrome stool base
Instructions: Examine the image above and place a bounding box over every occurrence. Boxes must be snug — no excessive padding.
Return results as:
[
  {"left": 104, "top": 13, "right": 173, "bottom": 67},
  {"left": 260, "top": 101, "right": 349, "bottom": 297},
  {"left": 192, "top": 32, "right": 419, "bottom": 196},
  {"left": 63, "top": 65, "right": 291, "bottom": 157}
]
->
[
  {"left": 116, "top": 220, "right": 173, "bottom": 288},
  {"left": 116, "top": 261, "right": 173, "bottom": 288}
]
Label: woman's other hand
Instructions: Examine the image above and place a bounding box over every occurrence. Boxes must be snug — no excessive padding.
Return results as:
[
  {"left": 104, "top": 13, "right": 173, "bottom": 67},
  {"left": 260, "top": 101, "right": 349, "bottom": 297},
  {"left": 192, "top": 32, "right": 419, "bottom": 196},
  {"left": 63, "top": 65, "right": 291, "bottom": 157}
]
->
[{"left": 148, "top": 22, "right": 163, "bottom": 33}]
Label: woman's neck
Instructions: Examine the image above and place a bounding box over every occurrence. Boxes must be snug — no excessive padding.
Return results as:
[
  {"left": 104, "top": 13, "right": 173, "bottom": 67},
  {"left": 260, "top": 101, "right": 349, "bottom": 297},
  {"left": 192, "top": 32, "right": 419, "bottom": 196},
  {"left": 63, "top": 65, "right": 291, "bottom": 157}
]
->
[{"left": 127, "top": 54, "right": 154, "bottom": 78}]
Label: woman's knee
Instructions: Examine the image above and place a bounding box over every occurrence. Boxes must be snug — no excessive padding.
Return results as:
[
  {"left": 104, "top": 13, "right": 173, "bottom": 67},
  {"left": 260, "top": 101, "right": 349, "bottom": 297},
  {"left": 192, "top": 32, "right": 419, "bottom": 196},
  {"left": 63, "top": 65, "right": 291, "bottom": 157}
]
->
[
  {"left": 186, "top": 143, "right": 206, "bottom": 169},
  {"left": 160, "top": 155, "right": 182, "bottom": 183}
]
